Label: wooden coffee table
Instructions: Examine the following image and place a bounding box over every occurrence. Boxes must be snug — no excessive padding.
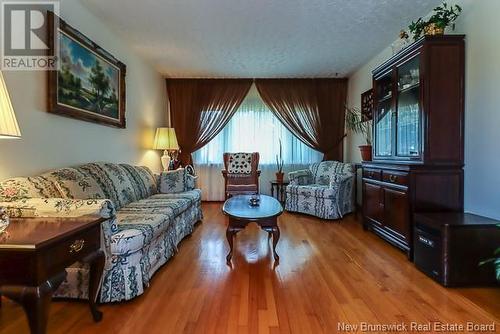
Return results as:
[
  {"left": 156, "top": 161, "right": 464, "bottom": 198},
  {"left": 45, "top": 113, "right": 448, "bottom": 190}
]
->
[{"left": 222, "top": 195, "right": 283, "bottom": 263}]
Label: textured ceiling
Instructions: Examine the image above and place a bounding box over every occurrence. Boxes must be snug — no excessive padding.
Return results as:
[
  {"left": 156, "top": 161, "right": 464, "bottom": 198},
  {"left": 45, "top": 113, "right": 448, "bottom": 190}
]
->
[{"left": 80, "top": 0, "right": 441, "bottom": 78}]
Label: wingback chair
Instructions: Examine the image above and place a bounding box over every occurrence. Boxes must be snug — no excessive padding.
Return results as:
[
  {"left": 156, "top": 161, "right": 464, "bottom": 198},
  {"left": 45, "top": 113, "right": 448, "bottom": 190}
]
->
[
  {"left": 222, "top": 152, "right": 261, "bottom": 200},
  {"left": 285, "top": 161, "right": 355, "bottom": 220}
]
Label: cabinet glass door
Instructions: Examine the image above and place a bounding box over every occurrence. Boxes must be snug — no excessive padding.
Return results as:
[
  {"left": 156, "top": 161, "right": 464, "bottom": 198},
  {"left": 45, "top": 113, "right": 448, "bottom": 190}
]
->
[
  {"left": 375, "top": 75, "right": 393, "bottom": 157},
  {"left": 396, "top": 56, "right": 421, "bottom": 157}
]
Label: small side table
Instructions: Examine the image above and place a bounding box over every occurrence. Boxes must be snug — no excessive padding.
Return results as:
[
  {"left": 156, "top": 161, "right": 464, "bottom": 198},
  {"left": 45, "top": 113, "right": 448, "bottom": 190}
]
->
[
  {"left": 414, "top": 212, "right": 500, "bottom": 286},
  {"left": 270, "top": 180, "right": 289, "bottom": 205},
  {"left": 0, "top": 216, "right": 106, "bottom": 334}
]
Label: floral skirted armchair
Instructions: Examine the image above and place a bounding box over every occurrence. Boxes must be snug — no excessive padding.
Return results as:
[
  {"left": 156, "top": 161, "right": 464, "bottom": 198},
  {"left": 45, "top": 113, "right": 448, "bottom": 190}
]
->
[{"left": 285, "top": 161, "right": 355, "bottom": 220}]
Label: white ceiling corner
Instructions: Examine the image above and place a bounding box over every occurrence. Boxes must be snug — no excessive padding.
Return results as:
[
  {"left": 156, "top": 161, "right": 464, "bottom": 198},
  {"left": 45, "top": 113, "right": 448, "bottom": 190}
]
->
[{"left": 79, "top": 0, "right": 442, "bottom": 78}]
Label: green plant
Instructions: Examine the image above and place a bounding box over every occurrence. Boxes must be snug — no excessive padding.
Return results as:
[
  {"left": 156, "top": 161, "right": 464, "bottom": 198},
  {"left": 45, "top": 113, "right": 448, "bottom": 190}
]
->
[
  {"left": 479, "top": 224, "right": 500, "bottom": 282},
  {"left": 275, "top": 139, "right": 284, "bottom": 173},
  {"left": 408, "top": 2, "right": 462, "bottom": 40},
  {"left": 345, "top": 106, "right": 371, "bottom": 145}
]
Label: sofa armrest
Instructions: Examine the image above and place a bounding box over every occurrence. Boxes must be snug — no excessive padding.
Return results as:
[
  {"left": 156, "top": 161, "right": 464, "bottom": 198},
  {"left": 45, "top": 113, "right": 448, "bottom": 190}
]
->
[
  {"left": 1, "top": 198, "right": 116, "bottom": 219},
  {"left": 288, "top": 169, "right": 313, "bottom": 186},
  {"left": 329, "top": 173, "right": 355, "bottom": 217},
  {"left": 186, "top": 174, "right": 198, "bottom": 191},
  {"left": 1, "top": 198, "right": 118, "bottom": 260}
]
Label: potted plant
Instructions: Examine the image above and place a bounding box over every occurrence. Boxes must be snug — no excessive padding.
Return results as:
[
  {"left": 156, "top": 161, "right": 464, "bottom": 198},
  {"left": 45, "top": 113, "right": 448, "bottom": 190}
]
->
[
  {"left": 275, "top": 139, "right": 284, "bottom": 183},
  {"left": 479, "top": 224, "right": 500, "bottom": 282},
  {"left": 345, "top": 106, "right": 372, "bottom": 161},
  {"left": 408, "top": 2, "right": 462, "bottom": 40}
]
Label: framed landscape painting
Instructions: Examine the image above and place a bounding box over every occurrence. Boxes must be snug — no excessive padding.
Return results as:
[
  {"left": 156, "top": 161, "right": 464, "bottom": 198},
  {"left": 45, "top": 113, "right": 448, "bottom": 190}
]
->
[{"left": 47, "top": 12, "right": 126, "bottom": 128}]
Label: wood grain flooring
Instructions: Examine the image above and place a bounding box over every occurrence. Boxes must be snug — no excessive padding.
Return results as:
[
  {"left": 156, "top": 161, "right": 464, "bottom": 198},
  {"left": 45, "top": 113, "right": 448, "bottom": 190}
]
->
[{"left": 0, "top": 202, "right": 498, "bottom": 333}]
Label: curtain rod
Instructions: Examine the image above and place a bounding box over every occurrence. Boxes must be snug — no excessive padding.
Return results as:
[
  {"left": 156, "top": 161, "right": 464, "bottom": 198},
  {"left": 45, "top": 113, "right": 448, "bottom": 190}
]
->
[{"left": 165, "top": 77, "right": 347, "bottom": 81}]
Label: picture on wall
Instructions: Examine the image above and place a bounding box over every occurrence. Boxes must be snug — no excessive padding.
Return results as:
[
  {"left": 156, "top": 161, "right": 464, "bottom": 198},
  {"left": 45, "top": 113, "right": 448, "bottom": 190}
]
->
[{"left": 47, "top": 12, "right": 126, "bottom": 128}]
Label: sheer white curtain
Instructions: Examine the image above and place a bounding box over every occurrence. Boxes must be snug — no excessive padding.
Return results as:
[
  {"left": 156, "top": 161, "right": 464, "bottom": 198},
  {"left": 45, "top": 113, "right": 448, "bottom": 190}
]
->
[{"left": 193, "top": 86, "right": 322, "bottom": 201}]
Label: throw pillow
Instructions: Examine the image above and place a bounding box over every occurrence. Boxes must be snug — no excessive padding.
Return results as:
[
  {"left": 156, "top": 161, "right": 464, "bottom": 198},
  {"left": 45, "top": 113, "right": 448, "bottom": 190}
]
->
[{"left": 159, "top": 168, "right": 187, "bottom": 193}]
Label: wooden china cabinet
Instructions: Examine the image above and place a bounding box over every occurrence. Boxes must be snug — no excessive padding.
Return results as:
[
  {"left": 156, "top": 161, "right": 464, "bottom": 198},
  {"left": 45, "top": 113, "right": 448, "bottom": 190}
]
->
[{"left": 362, "top": 35, "right": 465, "bottom": 258}]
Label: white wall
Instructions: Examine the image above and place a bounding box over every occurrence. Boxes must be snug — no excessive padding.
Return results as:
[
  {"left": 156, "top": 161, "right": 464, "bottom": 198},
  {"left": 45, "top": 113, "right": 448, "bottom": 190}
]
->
[
  {"left": 345, "top": 0, "right": 500, "bottom": 219},
  {"left": 0, "top": 0, "right": 166, "bottom": 179}
]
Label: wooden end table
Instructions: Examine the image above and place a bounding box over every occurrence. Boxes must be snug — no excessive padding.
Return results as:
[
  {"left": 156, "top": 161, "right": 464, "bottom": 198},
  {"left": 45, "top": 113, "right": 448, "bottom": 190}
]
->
[
  {"left": 413, "top": 212, "right": 500, "bottom": 286},
  {"left": 222, "top": 195, "right": 283, "bottom": 264},
  {"left": 0, "top": 216, "right": 106, "bottom": 334},
  {"left": 270, "top": 180, "right": 289, "bottom": 204}
]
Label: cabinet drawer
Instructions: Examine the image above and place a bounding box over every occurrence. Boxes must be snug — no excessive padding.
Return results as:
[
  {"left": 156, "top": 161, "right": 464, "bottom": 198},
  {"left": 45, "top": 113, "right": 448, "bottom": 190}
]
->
[
  {"left": 363, "top": 168, "right": 381, "bottom": 181},
  {"left": 41, "top": 225, "right": 101, "bottom": 278},
  {"left": 382, "top": 170, "right": 408, "bottom": 186}
]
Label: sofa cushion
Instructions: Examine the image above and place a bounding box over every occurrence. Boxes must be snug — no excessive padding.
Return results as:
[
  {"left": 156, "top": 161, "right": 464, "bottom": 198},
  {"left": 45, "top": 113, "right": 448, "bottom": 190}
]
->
[
  {"left": 286, "top": 184, "right": 337, "bottom": 199},
  {"left": 47, "top": 168, "right": 106, "bottom": 200},
  {"left": 110, "top": 195, "right": 195, "bottom": 256},
  {"left": 119, "top": 197, "right": 192, "bottom": 216},
  {"left": 120, "top": 164, "right": 157, "bottom": 199},
  {"left": 149, "top": 189, "right": 201, "bottom": 204},
  {"left": 76, "top": 163, "right": 138, "bottom": 209},
  {"left": 112, "top": 213, "right": 170, "bottom": 255}
]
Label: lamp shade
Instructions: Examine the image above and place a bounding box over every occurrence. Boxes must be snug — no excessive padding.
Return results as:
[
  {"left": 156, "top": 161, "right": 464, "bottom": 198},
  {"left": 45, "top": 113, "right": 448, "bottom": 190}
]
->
[
  {"left": 152, "top": 127, "right": 179, "bottom": 150},
  {"left": 0, "top": 71, "right": 21, "bottom": 139}
]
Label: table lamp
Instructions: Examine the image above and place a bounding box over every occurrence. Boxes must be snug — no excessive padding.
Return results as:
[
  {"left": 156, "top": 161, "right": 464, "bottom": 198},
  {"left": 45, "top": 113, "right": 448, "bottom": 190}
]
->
[
  {"left": 0, "top": 70, "right": 21, "bottom": 233},
  {"left": 153, "top": 127, "right": 179, "bottom": 171}
]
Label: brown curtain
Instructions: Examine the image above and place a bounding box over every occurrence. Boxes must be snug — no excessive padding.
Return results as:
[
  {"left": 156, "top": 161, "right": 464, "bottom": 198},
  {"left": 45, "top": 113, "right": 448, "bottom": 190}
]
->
[
  {"left": 167, "top": 79, "right": 252, "bottom": 165},
  {"left": 255, "top": 78, "right": 347, "bottom": 161}
]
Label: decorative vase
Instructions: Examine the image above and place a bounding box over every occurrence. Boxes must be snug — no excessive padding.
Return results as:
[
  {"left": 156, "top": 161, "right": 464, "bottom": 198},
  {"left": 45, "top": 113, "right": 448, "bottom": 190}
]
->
[
  {"left": 275, "top": 172, "right": 284, "bottom": 183},
  {"left": 424, "top": 23, "right": 445, "bottom": 36},
  {"left": 359, "top": 145, "right": 372, "bottom": 162},
  {"left": 391, "top": 38, "right": 410, "bottom": 55}
]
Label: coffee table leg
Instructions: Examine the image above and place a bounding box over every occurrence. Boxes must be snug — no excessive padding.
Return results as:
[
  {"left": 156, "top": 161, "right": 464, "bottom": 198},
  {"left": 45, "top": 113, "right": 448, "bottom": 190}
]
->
[
  {"left": 271, "top": 226, "right": 280, "bottom": 261},
  {"left": 226, "top": 226, "right": 236, "bottom": 264}
]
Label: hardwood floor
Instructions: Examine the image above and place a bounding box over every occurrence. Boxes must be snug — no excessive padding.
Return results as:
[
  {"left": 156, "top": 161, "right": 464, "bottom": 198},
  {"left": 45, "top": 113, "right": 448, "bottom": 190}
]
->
[{"left": 1, "top": 202, "right": 499, "bottom": 333}]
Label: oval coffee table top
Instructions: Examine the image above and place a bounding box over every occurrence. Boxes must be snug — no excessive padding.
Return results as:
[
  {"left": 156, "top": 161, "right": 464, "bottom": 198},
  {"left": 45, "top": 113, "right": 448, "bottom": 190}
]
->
[{"left": 222, "top": 195, "right": 283, "bottom": 220}]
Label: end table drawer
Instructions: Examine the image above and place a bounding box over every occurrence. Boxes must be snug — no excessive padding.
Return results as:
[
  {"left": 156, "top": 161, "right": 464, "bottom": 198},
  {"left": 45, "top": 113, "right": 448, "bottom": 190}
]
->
[{"left": 42, "top": 225, "right": 101, "bottom": 275}]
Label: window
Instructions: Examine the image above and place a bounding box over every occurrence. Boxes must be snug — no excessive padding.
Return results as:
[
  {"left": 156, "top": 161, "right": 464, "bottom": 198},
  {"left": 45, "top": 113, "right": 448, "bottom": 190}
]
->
[{"left": 193, "top": 97, "right": 323, "bottom": 165}]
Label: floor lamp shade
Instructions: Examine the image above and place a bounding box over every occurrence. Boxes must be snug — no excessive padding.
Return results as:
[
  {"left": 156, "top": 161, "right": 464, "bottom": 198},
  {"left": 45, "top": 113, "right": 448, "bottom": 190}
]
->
[{"left": 0, "top": 71, "right": 21, "bottom": 139}]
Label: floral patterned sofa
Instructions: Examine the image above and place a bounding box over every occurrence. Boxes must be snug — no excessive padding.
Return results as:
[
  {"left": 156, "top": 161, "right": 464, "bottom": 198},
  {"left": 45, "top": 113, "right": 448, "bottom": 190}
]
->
[
  {"left": 285, "top": 161, "right": 354, "bottom": 220},
  {"left": 0, "top": 162, "right": 202, "bottom": 303}
]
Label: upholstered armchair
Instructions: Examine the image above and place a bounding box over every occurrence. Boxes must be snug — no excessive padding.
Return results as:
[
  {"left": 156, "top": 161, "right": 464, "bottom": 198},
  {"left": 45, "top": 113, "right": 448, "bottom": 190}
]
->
[
  {"left": 285, "top": 161, "right": 355, "bottom": 220},
  {"left": 222, "top": 152, "right": 261, "bottom": 199}
]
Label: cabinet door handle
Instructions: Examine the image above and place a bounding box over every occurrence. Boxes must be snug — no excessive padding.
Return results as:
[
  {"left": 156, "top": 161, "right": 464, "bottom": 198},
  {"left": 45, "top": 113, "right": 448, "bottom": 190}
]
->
[
  {"left": 389, "top": 175, "right": 397, "bottom": 183},
  {"left": 69, "top": 239, "right": 85, "bottom": 253}
]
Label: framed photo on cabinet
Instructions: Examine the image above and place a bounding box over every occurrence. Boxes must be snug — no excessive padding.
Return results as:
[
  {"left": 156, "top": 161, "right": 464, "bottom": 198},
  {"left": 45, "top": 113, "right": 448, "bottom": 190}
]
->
[{"left": 361, "top": 88, "right": 373, "bottom": 121}]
